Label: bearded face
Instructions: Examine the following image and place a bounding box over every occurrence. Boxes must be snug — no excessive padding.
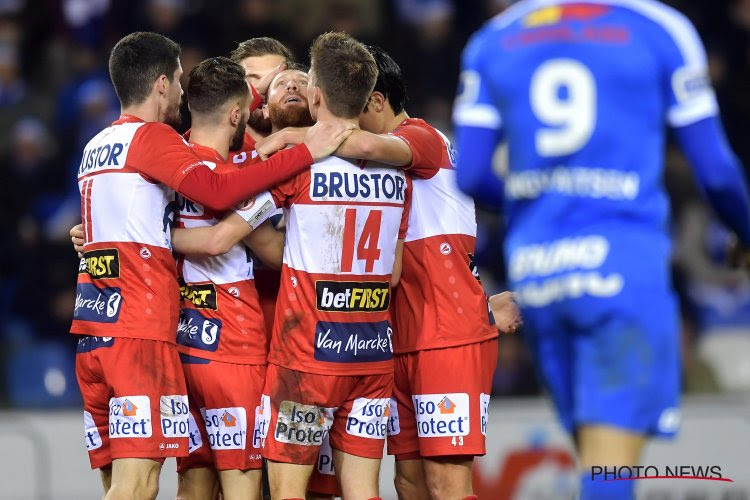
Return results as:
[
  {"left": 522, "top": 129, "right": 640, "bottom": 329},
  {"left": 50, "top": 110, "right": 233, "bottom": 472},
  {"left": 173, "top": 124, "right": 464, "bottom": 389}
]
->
[{"left": 266, "top": 70, "right": 315, "bottom": 129}]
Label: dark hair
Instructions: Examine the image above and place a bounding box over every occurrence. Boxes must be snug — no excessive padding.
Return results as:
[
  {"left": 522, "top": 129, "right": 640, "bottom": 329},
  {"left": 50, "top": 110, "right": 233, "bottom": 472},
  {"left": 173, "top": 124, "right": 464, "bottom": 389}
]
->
[
  {"left": 108, "top": 32, "right": 181, "bottom": 107},
  {"left": 187, "top": 57, "right": 249, "bottom": 114},
  {"left": 309, "top": 32, "right": 377, "bottom": 118},
  {"left": 366, "top": 45, "right": 407, "bottom": 115},
  {"left": 229, "top": 37, "right": 294, "bottom": 63}
]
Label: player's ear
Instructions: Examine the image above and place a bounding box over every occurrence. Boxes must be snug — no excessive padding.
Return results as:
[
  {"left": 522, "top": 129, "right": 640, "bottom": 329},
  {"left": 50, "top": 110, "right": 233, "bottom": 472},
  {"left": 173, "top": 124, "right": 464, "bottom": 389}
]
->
[
  {"left": 155, "top": 74, "right": 169, "bottom": 97},
  {"left": 370, "top": 92, "right": 385, "bottom": 113},
  {"left": 262, "top": 103, "right": 270, "bottom": 120},
  {"left": 230, "top": 105, "right": 241, "bottom": 127},
  {"left": 311, "top": 85, "right": 322, "bottom": 107}
]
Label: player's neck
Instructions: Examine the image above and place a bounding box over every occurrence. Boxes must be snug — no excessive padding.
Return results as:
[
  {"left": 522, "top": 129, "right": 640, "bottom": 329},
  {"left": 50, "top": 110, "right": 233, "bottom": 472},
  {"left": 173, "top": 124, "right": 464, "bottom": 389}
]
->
[
  {"left": 120, "top": 100, "right": 160, "bottom": 123},
  {"left": 385, "top": 111, "right": 409, "bottom": 134},
  {"left": 189, "top": 126, "right": 230, "bottom": 161},
  {"left": 316, "top": 106, "right": 359, "bottom": 127}
]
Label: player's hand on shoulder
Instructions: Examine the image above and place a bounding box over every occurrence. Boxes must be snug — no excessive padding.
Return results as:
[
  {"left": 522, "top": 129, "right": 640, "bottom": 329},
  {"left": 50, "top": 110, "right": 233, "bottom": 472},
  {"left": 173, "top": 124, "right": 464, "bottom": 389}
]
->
[
  {"left": 256, "top": 127, "right": 308, "bottom": 160},
  {"left": 304, "top": 119, "right": 356, "bottom": 161},
  {"left": 70, "top": 223, "right": 85, "bottom": 258},
  {"left": 489, "top": 291, "right": 522, "bottom": 334}
]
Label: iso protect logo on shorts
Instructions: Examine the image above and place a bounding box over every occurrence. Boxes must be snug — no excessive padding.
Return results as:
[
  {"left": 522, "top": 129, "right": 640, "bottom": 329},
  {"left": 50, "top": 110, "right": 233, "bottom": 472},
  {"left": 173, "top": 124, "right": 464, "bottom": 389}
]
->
[
  {"left": 187, "top": 412, "right": 203, "bottom": 453},
  {"left": 203, "top": 407, "right": 247, "bottom": 450},
  {"left": 387, "top": 399, "right": 400, "bottom": 436},
  {"left": 83, "top": 410, "right": 102, "bottom": 450},
  {"left": 275, "top": 401, "right": 332, "bottom": 446},
  {"left": 160, "top": 395, "right": 189, "bottom": 438},
  {"left": 253, "top": 395, "right": 271, "bottom": 449},
  {"left": 109, "top": 395, "right": 152, "bottom": 438},
  {"left": 412, "top": 393, "right": 470, "bottom": 438},
  {"left": 346, "top": 397, "right": 389, "bottom": 439}
]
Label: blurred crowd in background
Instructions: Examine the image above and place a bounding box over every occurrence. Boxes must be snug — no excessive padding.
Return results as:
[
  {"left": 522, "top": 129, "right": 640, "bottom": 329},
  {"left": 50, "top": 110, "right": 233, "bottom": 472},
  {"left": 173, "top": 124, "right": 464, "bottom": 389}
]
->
[{"left": 2, "top": 0, "right": 750, "bottom": 408}]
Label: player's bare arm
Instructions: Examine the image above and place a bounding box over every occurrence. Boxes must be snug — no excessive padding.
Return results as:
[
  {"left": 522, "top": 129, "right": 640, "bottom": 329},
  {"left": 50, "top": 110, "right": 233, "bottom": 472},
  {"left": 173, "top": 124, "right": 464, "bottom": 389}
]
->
[
  {"left": 171, "top": 212, "right": 255, "bottom": 256},
  {"left": 336, "top": 130, "right": 413, "bottom": 166},
  {"left": 242, "top": 221, "right": 284, "bottom": 269}
]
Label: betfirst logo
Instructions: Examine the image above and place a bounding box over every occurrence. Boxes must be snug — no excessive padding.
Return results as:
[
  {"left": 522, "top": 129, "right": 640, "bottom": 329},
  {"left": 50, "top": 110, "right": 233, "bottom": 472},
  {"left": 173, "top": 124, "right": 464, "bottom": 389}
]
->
[
  {"left": 310, "top": 171, "right": 406, "bottom": 202},
  {"left": 274, "top": 401, "right": 332, "bottom": 447},
  {"left": 180, "top": 282, "right": 218, "bottom": 310},
  {"left": 79, "top": 141, "right": 127, "bottom": 175},
  {"left": 109, "top": 395, "right": 152, "bottom": 438},
  {"left": 346, "top": 398, "right": 390, "bottom": 440},
  {"left": 316, "top": 281, "right": 390, "bottom": 312},
  {"left": 79, "top": 249, "right": 120, "bottom": 280},
  {"left": 203, "top": 407, "right": 247, "bottom": 450},
  {"left": 413, "top": 393, "right": 470, "bottom": 438},
  {"left": 159, "top": 395, "right": 189, "bottom": 438},
  {"left": 83, "top": 410, "right": 102, "bottom": 450}
]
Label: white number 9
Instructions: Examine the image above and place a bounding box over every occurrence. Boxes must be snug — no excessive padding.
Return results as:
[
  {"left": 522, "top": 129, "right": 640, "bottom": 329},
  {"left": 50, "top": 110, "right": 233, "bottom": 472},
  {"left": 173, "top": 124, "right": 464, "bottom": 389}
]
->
[{"left": 530, "top": 59, "right": 596, "bottom": 157}]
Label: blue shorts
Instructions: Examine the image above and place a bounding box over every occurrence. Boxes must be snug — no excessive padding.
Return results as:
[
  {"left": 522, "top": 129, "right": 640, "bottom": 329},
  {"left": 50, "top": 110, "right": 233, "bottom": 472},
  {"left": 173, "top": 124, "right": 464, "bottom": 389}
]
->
[{"left": 521, "top": 286, "right": 681, "bottom": 438}]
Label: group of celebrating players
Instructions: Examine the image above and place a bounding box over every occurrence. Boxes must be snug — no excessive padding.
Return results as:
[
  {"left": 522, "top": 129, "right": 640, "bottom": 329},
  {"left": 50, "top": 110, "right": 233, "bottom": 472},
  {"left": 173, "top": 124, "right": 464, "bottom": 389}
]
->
[
  {"left": 70, "top": 28, "right": 519, "bottom": 500},
  {"left": 70, "top": 0, "right": 750, "bottom": 498}
]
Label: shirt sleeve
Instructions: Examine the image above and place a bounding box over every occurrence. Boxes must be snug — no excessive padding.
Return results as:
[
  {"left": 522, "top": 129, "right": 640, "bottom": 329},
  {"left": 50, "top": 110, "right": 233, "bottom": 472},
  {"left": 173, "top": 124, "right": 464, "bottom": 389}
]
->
[
  {"left": 390, "top": 124, "right": 444, "bottom": 180},
  {"left": 653, "top": 8, "right": 718, "bottom": 127},
  {"left": 452, "top": 31, "right": 505, "bottom": 208},
  {"left": 127, "top": 122, "right": 206, "bottom": 189}
]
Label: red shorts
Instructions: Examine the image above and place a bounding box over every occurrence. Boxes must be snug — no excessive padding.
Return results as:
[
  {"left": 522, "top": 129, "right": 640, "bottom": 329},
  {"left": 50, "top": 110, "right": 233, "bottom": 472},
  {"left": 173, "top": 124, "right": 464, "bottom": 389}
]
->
[
  {"left": 307, "top": 433, "right": 341, "bottom": 496},
  {"left": 388, "top": 339, "right": 498, "bottom": 459},
  {"left": 75, "top": 336, "right": 189, "bottom": 469},
  {"left": 261, "top": 364, "right": 392, "bottom": 465},
  {"left": 177, "top": 356, "right": 267, "bottom": 472}
]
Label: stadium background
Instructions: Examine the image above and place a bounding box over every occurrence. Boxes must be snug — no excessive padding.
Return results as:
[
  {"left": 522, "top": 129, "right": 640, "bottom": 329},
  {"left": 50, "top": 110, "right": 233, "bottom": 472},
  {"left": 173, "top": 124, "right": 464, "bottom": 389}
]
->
[{"left": 1, "top": 0, "right": 750, "bottom": 498}]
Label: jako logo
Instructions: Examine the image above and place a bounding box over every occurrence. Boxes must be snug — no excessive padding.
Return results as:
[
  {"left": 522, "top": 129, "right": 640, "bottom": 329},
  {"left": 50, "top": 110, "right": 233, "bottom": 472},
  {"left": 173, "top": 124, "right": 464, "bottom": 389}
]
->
[
  {"left": 413, "top": 393, "right": 470, "bottom": 438},
  {"left": 109, "top": 395, "right": 152, "bottom": 438},
  {"left": 203, "top": 407, "right": 247, "bottom": 450}
]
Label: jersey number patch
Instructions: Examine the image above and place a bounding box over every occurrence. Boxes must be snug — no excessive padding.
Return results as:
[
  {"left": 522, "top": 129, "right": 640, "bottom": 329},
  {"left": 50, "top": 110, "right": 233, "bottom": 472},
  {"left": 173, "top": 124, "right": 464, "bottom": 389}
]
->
[
  {"left": 341, "top": 209, "right": 382, "bottom": 273},
  {"left": 530, "top": 58, "right": 597, "bottom": 157}
]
